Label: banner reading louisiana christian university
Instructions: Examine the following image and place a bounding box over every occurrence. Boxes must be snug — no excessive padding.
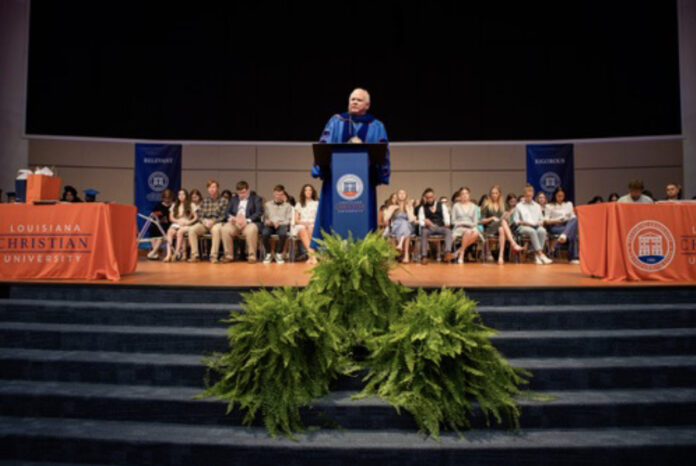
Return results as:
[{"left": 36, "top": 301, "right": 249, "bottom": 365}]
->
[
  {"left": 134, "top": 144, "right": 182, "bottom": 236},
  {"left": 526, "top": 144, "right": 574, "bottom": 203}
]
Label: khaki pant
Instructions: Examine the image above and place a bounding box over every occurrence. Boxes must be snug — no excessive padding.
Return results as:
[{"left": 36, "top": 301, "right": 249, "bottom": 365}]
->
[
  {"left": 221, "top": 222, "right": 259, "bottom": 260},
  {"left": 188, "top": 222, "right": 224, "bottom": 259}
]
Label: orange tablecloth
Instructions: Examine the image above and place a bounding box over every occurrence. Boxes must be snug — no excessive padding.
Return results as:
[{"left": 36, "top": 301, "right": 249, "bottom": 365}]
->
[
  {"left": 0, "top": 203, "right": 138, "bottom": 281},
  {"left": 577, "top": 203, "right": 696, "bottom": 282}
]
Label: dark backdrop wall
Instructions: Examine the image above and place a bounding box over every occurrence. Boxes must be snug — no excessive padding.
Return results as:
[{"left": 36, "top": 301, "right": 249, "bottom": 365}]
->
[{"left": 26, "top": 1, "right": 681, "bottom": 141}]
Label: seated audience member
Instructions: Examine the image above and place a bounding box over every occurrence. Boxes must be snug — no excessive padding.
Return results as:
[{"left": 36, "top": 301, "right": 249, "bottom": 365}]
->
[
  {"left": 535, "top": 191, "right": 548, "bottom": 218},
  {"left": 221, "top": 189, "right": 233, "bottom": 201},
  {"left": 665, "top": 183, "right": 682, "bottom": 201},
  {"left": 220, "top": 181, "right": 263, "bottom": 263},
  {"left": 187, "top": 180, "right": 229, "bottom": 263},
  {"left": 261, "top": 185, "right": 293, "bottom": 264},
  {"left": 513, "top": 185, "right": 553, "bottom": 265},
  {"left": 83, "top": 189, "right": 99, "bottom": 202},
  {"left": 545, "top": 187, "right": 579, "bottom": 264},
  {"left": 481, "top": 185, "right": 524, "bottom": 265},
  {"left": 147, "top": 188, "right": 174, "bottom": 260},
  {"left": 163, "top": 189, "right": 198, "bottom": 262},
  {"left": 588, "top": 196, "right": 604, "bottom": 204},
  {"left": 6, "top": 192, "right": 16, "bottom": 203},
  {"left": 293, "top": 184, "right": 319, "bottom": 264},
  {"left": 61, "top": 186, "right": 83, "bottom": 203},
  {"left": 607, "top": 192, "right": 620, "bottom": 202},
  {"left": 618, "top": 179, "right": 653, "bottom": 203},
  {"left": 477, "top": 193, "right": 488, "bottom": 207},
  {"left": 176, "top": 188, "right": 203, "bottom": 257},
  {"left": 418, "top": 188, "right": 454, "bottom": 264},
  {"left": 451, "top": 187, "right": 481, "bottom": 264},
  {"left": 384, "top": 189, "right": 416, "bottom": 263}
]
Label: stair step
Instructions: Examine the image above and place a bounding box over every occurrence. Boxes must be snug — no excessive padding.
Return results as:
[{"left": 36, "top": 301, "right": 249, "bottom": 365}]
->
[
  {"left": 2, "top": 348, "right": 695, "bottom": 390},
  {"left": 1, "top": 416, "right": 694, "bottom": 465},
  {"left": 0, "top": 322, "right": 229, "bottom": 354},
  {"left": 478, "top": 303, "right": 696, "bottom": 330},
  {"left": 2, "top": 322, "right": 694, "bottom": 357},
  {"left": 0, "top": 299, "right": 238, "bottom": 327},
  {"left": 2, "top": 300, "right": 696, "bottom": 330},
  {"left": 0, "top": 380, "right": 694, "bottom": 430}
]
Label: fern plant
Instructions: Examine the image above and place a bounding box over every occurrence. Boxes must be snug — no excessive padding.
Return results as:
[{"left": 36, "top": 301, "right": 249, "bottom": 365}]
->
[
  {"left": 357, "top": 288, "right": 530, "bottom": 439},
  {"left": 199, "top": 287, "right": 345, "bottom": 438},
  {"left": 307, "top": 231, "right": 411, "bottom": 346}
]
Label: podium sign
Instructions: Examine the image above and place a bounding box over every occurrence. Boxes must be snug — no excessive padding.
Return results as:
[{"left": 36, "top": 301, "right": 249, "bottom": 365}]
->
[
  {"left": 331, "top": 148, "right": 370, "bottom": 238},
  {"left": 312, "top": 143, "right": 387, "bottom": 241}
]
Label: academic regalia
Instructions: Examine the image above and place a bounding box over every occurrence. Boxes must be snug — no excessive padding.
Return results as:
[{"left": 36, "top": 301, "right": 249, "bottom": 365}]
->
[{"left": 310, "top": 112, "right": 390, "bottom": 248}]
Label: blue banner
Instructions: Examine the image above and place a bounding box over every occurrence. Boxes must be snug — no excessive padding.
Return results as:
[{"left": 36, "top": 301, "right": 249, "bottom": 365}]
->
[
  {"left": 134, "top": 143, "right": 182, "bottom": 236},
  {"left": 526, "top": 144, "right": 574, "bottom": 203},
  {"left": 331, "top": 149, "right": 371, "bottom": 239}
]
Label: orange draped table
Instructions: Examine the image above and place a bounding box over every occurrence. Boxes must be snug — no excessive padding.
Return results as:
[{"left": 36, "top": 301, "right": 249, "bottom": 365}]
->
[
  {"left": 577, "top": 203, "right": 696, "bottom": 282},
  {"left": 0, "top": 203, "right": 138, "bottom": 281}
]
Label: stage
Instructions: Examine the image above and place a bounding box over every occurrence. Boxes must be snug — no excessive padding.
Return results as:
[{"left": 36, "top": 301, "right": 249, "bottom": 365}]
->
[{"left": 2, "top": 258, "right": 695, "bottom": 289}]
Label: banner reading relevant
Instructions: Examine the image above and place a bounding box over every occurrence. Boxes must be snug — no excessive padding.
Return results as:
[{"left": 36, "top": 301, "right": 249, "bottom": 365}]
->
[
  {"left": 526, "top": 144, "right": 574, "bottom": 203},
  {"left": 134, "top": 144, "right": 182, "bottom": 236}
]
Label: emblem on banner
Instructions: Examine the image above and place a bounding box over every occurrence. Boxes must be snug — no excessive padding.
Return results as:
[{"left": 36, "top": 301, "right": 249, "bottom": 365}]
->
[
  {"left": 336, "top": 174, "right": 364, "bottom": 201},
  {"left": 626, "top": 220, "right": 675, "bottom": 272},
  {"left": 539, "top": 172, "right": 561, "bottom": 193},
  {"left": 148, "top": 171, "right": 169, "bottom": 192}
]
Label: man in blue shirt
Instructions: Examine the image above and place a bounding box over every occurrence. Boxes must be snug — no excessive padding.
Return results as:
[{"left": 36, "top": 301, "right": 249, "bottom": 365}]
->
[{"left": 310, "top": 88, "right": 390, "bottom": 248}]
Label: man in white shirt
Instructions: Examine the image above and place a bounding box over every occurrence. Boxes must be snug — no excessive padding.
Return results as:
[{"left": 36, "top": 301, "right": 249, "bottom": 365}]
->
[{"left": 513, "top": 185, "right": 553, "bottom": 264}]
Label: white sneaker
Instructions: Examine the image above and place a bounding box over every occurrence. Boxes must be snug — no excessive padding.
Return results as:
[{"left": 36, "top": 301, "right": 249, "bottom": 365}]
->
[
  {"left": 570, "top": 259, "right": 580, "bottom": 265},
  {"left": 263, "top": 253, "right": 272, "bottom": 264},
  {"left": 535, "top": 255, "right": 544, "bottom": 265},
  {"left": 541, "top": 254, "right": 553, "bottom": 265},
  {"left": 275, "top": 253, "right": 285, "bottom": 264},
  {"left": 146, "top": 250, "right": 159, "bottom": 260},
  {"left": 558, "top": 234, "right": 568, "bottom": 244}
]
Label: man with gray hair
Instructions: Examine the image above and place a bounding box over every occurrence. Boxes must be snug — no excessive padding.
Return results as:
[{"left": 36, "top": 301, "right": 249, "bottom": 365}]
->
[{"left": 310, "top": 88, "right": 391, "bottom": 246}]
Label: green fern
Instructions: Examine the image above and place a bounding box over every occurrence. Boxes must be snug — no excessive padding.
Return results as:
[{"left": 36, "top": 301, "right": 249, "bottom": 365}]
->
[
  {"left": 307, "top": 231, "right": 411, "bottom": 346},
  {"left": 357, "top": 288, "right": 531, "bottom": 439},
  {"left": 199, "top": 287, "right": 346, "bottom": 438}
]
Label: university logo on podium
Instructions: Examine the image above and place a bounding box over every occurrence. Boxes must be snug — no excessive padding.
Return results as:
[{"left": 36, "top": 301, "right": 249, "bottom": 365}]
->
[
  {"left": 336, "top": 174, "right": 364, "bottom": 201},
  {"left": 626, "top": 220, "right": 675, "bottom": 272}
]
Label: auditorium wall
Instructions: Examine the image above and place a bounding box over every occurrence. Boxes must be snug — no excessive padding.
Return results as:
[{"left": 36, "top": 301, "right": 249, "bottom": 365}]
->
[{"left": 26, "top": 137, "right": 683, "bottom": 207}]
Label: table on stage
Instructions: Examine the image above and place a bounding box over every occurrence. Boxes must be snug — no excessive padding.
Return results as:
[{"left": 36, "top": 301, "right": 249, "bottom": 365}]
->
[
  {"left": 0, "top": 203, "right": 138, "bottom": 281},
  {"left": 577, "top": 202, "right": 696, "bottom": 282}
]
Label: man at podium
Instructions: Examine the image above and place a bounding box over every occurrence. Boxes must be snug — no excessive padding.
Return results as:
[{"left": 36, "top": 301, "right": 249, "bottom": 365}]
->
[{"left": 310, "top": 88, "right": 390, "bottom": 251}]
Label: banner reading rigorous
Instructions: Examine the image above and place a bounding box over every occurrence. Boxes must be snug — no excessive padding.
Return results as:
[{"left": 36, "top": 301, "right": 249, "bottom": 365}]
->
[
  {"left": 526, "top": 144, "right": 574, "bottom": 203},
  {"left": 134, "top": 144, "right": 182, "bottom": 235}
]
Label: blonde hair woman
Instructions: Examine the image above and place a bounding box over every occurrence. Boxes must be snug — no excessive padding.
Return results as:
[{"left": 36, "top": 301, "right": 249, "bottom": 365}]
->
[
  {"left": 480, "top": 185, "right": 523, "bottom": 265},
  {"left": 383, "top": 189, "right": 416, "bottom": 263}
]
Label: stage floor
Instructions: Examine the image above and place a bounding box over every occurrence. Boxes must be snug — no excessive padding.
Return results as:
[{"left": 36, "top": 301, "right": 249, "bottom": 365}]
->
[{"left": 3, "top": 258, "right": 695, "bottom": 288}]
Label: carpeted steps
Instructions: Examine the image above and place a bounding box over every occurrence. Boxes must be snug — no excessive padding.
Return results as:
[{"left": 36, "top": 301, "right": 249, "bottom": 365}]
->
[{"left": 0, "top": 283, "right": 694, "bottom": 465}]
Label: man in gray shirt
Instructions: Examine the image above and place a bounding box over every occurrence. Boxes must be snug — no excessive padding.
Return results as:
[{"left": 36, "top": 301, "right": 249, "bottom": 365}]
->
[
  {"left": 617, "top": 179, "right": 653, "bottom": 203},
  {"left": 262, "top": 184, "right": 293, "bottom": 264}
]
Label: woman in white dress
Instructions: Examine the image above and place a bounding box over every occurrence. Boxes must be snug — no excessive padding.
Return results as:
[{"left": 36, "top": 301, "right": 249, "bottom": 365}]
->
[
  {"left": 293, "top": 184, "right": 319, "bottom": 264},
  {"left": 163, "top": 189, "right": 198, "bottom": 262}
]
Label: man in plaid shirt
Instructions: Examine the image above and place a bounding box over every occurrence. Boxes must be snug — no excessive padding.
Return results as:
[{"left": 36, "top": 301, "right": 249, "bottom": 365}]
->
[{"left": 187, "top": 179, "right": 229, "bottom": 263}]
